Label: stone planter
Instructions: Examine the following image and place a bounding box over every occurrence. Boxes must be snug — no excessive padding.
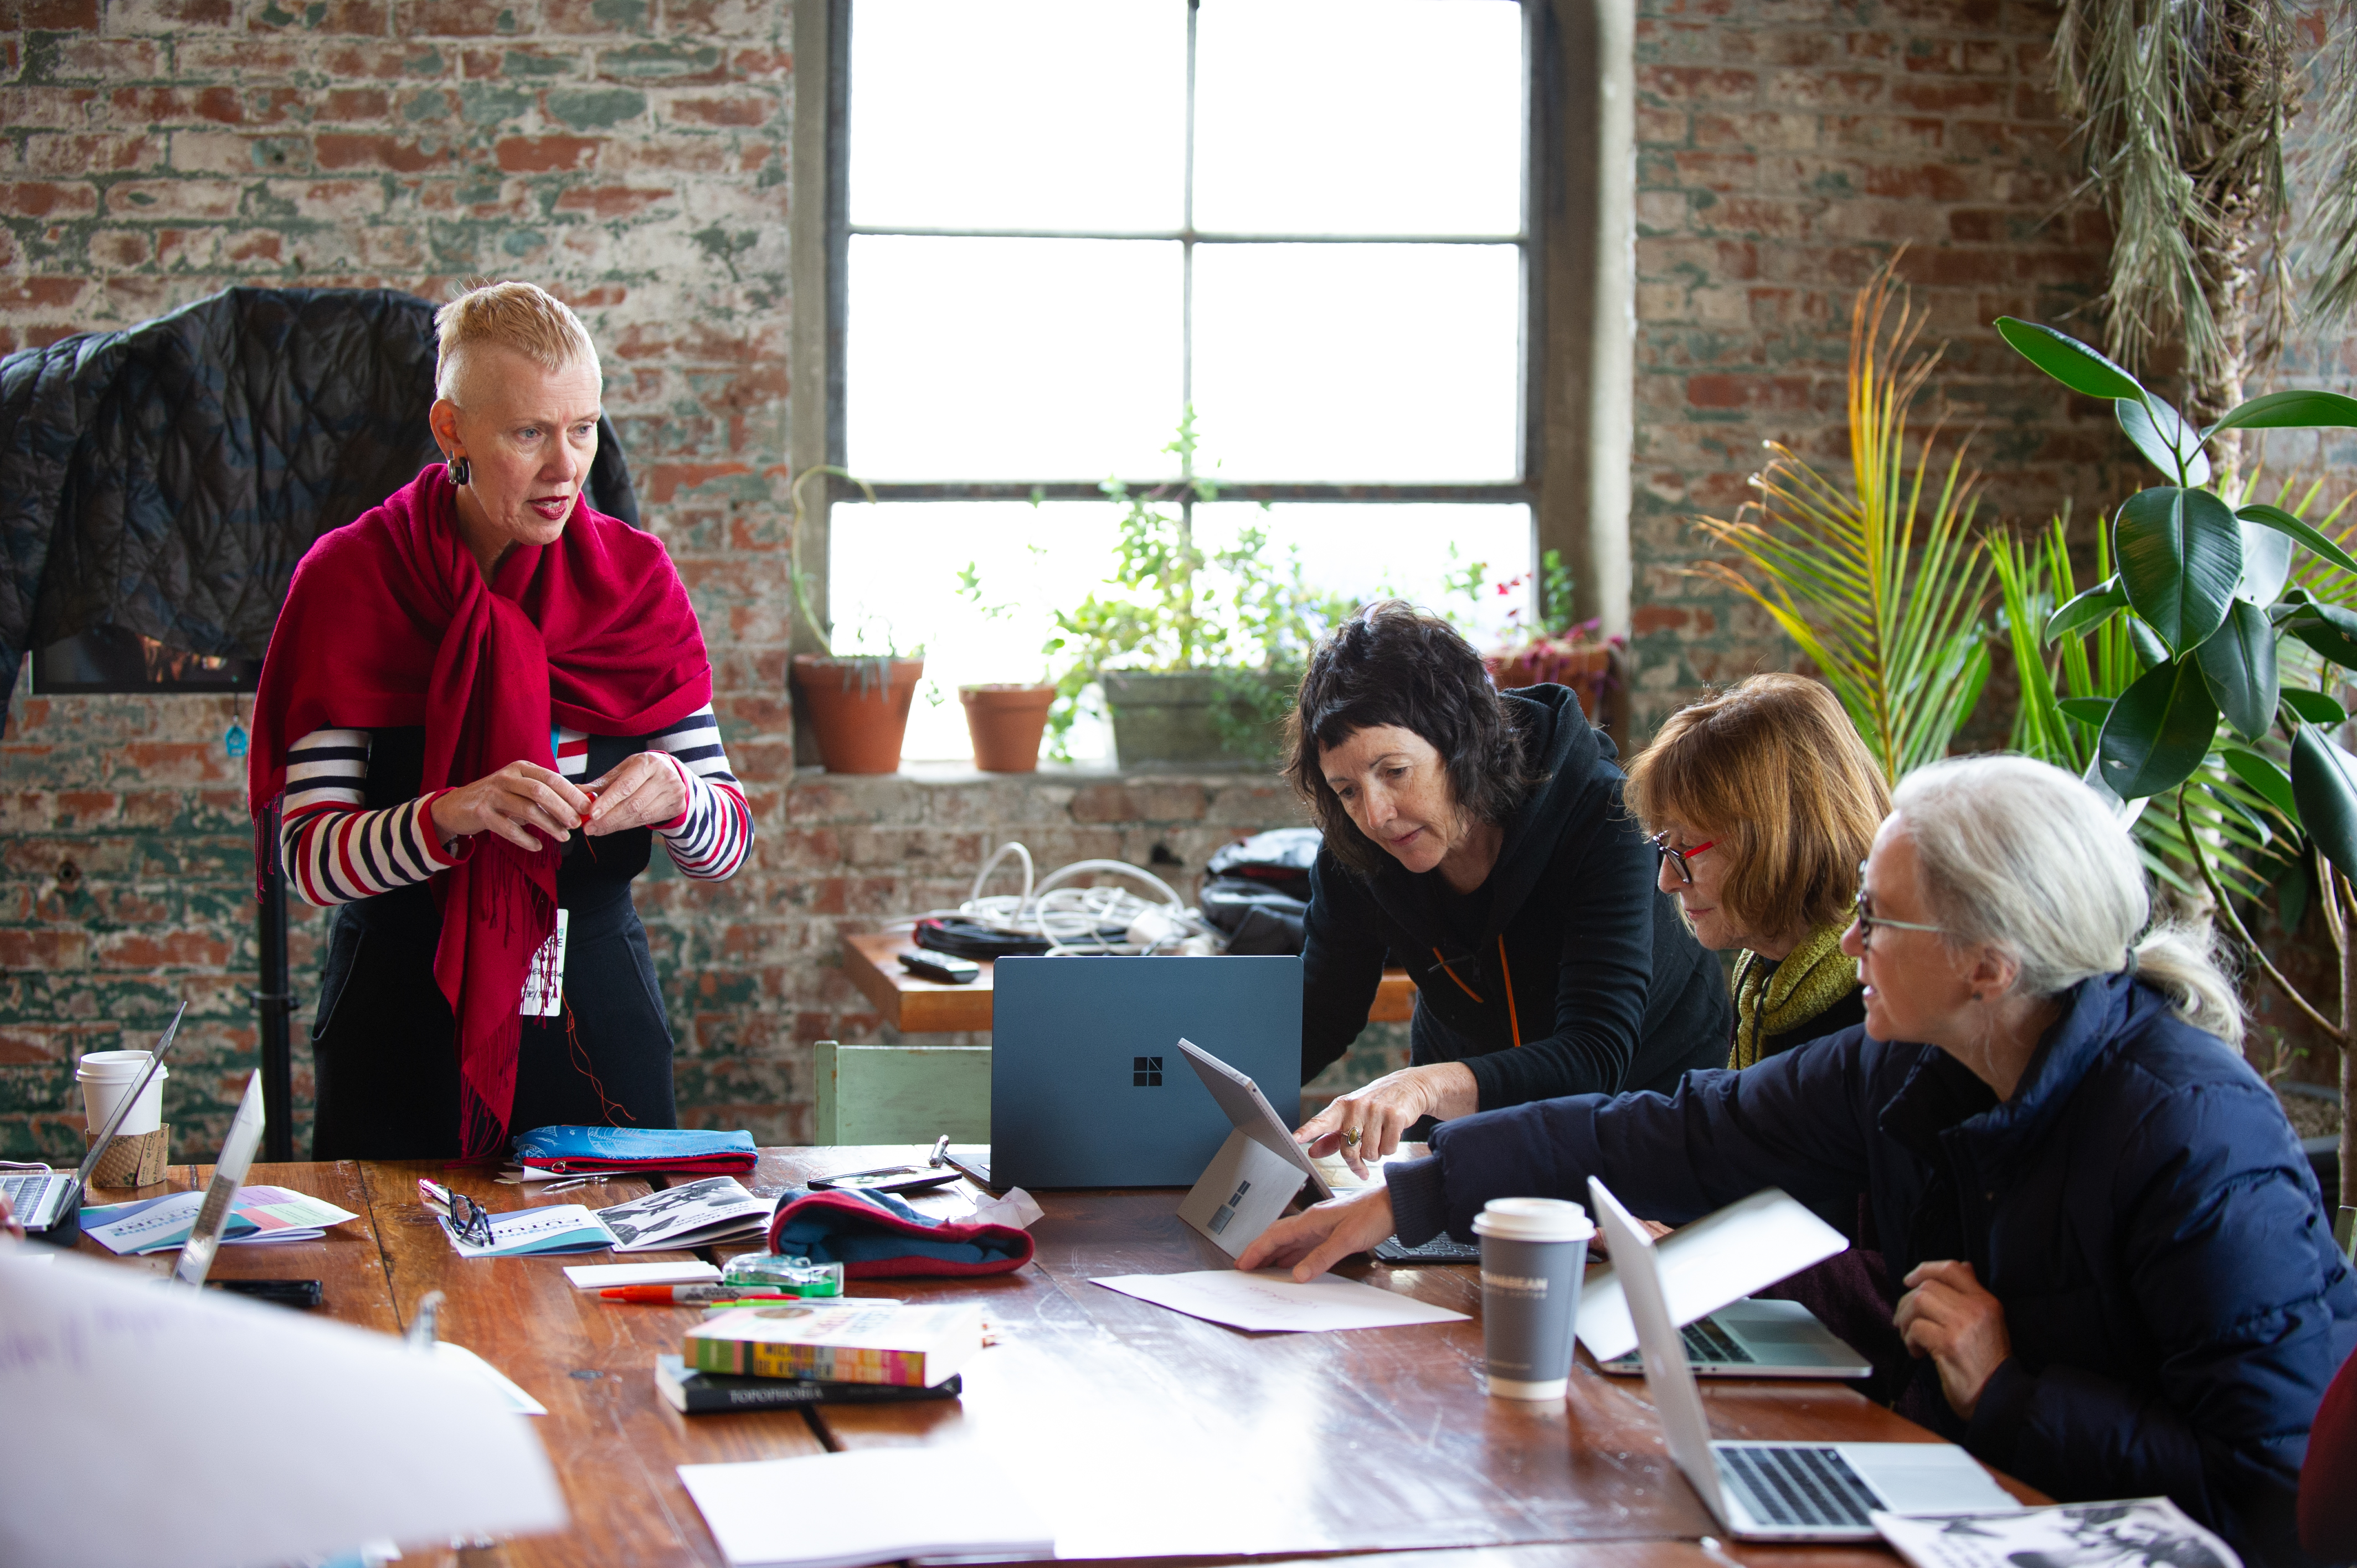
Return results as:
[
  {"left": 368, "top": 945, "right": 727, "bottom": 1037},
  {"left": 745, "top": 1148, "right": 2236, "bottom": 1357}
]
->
[
  {"left": 1102, "top": 670, "right": 1290, "bottom": 772},
  {"left": 960, "top": 684, "right": 1057, "bottom": 773},
  {"left": 791, "top": 655, "right": 924, "bottom": 774}
]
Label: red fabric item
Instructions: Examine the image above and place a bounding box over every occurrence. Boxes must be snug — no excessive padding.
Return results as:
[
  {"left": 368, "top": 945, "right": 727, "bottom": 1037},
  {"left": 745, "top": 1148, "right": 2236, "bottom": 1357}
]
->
[
  {"left": 250, "top": 463, "right": 711, "bottom": 1154},
  {"left": 766, "top": 1189, "right": 1037, "bottom": 1278},
  {"left": 2303, "top": 1339, "right": 2357, "bottom": 1560}
]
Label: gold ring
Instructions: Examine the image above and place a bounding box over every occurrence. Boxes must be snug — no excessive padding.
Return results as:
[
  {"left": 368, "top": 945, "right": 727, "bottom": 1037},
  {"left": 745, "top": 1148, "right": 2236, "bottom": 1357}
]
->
[{"left": 1341, "top": 1127, "right": 1362, "bottom": 1148}]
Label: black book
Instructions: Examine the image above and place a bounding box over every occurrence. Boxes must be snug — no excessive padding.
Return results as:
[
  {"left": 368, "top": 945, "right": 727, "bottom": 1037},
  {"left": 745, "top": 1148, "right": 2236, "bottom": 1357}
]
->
[{"left": 655, "top": 1354, "right": 964, "bottom": 1415}]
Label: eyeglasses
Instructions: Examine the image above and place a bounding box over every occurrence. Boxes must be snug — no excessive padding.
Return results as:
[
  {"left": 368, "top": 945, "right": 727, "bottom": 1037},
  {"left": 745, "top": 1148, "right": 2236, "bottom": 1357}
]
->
[
  {"left": 1851, "top": 871, "right": 1946, "bottom": 950},
  {"left": 447, "top": 1189, "right": 497, "bottom": 1247},
  {"left": 1649, "top": 830, "right": 1717, "bottom": 885}
]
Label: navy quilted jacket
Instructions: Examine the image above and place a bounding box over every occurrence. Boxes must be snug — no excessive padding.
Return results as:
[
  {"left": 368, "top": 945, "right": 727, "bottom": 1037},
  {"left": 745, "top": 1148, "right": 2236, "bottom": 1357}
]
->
[{"left": 1400, "top": 971, "right": 2357, "bottom": 1564}]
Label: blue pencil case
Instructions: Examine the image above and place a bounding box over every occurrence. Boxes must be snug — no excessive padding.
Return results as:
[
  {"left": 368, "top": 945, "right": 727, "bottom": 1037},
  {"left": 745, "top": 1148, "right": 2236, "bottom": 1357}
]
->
[{"left": 512, "top": 1125, "right": 758, "bottom": 1175}]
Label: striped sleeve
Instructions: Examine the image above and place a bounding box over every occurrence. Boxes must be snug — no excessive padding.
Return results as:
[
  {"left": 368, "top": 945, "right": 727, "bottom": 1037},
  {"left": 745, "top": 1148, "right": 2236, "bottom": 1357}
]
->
[
  {"left": 278, "top": 728, "right": 464, "bottom": 907},
  {"left": 645, "top": 705, "right": 752, "bottom": 880}
]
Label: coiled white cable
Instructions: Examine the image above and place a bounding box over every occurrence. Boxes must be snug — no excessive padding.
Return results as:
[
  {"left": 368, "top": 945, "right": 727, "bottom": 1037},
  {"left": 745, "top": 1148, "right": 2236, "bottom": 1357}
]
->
[{"left": 889, "top": 840, "right": 1219, "bottom": 957}]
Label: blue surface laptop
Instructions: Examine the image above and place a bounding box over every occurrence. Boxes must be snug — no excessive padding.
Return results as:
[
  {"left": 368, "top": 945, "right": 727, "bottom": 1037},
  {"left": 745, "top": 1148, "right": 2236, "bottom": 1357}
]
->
[{"left": 990, "top": 955, "right": 1304, "bottom": 1188}]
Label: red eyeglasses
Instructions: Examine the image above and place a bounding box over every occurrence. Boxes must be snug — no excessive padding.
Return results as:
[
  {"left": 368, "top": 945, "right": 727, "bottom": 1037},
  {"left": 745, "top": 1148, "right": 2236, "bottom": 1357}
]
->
[{"left": 1648, "top": 830, "right": 1716, "bottom": 884}]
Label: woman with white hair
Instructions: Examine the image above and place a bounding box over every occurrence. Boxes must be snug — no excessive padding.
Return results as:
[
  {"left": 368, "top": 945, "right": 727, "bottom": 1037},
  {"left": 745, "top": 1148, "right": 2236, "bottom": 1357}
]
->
[
  {"left": 249, "top": 281, "right": 752, "bottom": 1159},
  {"left": 1242, "top": 755, "right": 2355, "bottom": 1563}
]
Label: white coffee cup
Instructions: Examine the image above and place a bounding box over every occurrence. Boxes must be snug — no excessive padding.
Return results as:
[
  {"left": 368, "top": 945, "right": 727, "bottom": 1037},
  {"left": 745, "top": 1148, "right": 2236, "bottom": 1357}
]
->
[
  {"left": 1473, "top": 1196, "right": 1597, "bottom": 1400},
  {"left": 77, "top": 1050, "right": 168, "bottom": 1138}
]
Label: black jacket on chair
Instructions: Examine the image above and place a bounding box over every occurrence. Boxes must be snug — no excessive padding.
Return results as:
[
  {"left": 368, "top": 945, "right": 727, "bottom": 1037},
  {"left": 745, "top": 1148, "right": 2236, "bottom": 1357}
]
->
[
  {"left": 0, "top": 285, "right": 636, "bottom": 723},
  {"left": 1299, "top": 683, "right": 1732, "bottom": 1102}
]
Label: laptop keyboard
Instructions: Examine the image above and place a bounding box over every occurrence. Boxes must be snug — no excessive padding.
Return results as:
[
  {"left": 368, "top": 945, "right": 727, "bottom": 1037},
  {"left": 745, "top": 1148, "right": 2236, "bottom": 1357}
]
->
[
  {"left": 1373, "top": 1233, "right": 1481, "bottom": 1263},
  {"left": 1717, "top": 1445, "right": 1880, "bottom": 1531},
  {"left": 1, "top": 1170, "right": 57, "bottom": 1221},
  {"left": 1683, "top": 1317, "right": 1755, "bottom": 1364}
]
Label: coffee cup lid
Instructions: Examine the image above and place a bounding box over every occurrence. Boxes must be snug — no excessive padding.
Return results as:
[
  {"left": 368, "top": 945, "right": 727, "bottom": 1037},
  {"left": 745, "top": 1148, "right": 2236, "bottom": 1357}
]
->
[
  {"left": 76, "top": 1050, "right": 162, "bottom": 1081},
  {"left": 1471, "top": 1196, "right": 1595, "bottom": 1242}
]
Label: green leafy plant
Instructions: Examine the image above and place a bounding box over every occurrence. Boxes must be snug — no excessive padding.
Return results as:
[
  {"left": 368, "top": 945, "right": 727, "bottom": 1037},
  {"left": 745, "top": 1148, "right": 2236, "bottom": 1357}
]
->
[
  {"left": 1031, "top": 410, "right": 1353, "bottom": 761},
  {"left": 1691, "top": 262, "right": 1995, "bottom": 788},
  {"left": 1996, "top": 313, "right": 2357, "bottom": 1197},
  {"left": 787, "top": 464, "right": 919, "bottom": 680}
]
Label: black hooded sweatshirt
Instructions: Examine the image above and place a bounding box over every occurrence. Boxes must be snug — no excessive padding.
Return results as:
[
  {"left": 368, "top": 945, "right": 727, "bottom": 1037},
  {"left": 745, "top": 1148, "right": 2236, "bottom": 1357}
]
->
[{"left": 1300, "top": 685, "right": 1732, "bottom": 1106}]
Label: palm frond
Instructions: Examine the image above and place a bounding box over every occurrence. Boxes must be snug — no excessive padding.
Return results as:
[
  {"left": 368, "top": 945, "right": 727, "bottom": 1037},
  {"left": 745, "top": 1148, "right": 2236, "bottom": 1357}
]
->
[
  {"left": 1691, "top": 263, "right": 1993, "bottom": 787},
  {"left": 2298, "top": 4, "right": 2357, "bottom": 332}
]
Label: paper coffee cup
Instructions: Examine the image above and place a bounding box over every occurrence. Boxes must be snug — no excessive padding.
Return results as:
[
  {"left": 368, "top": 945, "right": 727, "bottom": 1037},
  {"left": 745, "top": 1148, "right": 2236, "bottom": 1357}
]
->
[
  {"left": 77, "top": 1050, "right": 167, "bottom": 1138},
  {"left": 1474, "top": 1196, "right": 1596, "bottom": 1400}
]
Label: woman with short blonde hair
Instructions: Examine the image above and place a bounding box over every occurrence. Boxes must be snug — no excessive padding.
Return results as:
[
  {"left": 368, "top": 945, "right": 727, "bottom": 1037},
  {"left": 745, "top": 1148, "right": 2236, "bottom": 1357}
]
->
[
  {"left": 249, "top": 278, "right": 753, "bottom": 1158},
  {"left": 1625, "top": 674, "right": 1890, "bottom": 1066}
]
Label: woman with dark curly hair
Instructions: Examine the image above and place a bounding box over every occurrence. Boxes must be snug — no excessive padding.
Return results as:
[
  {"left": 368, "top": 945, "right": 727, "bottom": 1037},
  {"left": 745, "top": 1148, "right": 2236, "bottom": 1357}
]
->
[{"left": 1289, "top": 601, "right": 1730, "bottom": 1175}]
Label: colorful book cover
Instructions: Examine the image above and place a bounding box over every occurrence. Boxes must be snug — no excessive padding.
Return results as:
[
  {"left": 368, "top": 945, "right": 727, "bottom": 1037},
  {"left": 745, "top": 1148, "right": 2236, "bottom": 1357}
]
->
[{"left": 682, "top": 1301, "right": 983, "bottom": 1388}]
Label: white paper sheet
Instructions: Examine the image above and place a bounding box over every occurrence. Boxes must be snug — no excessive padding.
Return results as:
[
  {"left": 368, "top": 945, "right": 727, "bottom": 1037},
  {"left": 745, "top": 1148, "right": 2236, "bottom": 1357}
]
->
[
  {"left": 965, "top": 1185, "right": 1044, "bottom": 1230},
  {"left": 435, "top": 1341, "right": 549, "bottom": 1416},
  {"left": 1090, "top": 1268, "right": 1471, "bottom": 1332},
  {"left": 595, "top": 1176, "right": 771, "bottom": 1252},
  {"left": 564, "top": 1260, "right": 722, "bottom": 1289},
  {"left": 678, "top": 1449, "right": 1054, "bottom": 1568},
  {"left": 0, "top": 1248, "right": 565, "bottom": 1568}
]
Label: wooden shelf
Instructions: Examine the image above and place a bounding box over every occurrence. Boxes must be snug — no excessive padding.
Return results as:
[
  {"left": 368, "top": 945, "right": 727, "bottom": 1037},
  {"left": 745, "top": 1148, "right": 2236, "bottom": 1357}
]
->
[{"left": 842, "top": 929, "right": 1416, "bottom": 1034}]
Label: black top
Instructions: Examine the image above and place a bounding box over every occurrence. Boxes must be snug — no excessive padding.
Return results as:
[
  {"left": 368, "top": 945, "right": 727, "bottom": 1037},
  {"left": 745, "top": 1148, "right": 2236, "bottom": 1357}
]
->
[{"left": 1299, "top": 684, "right": 1733, "bottom": 1104}]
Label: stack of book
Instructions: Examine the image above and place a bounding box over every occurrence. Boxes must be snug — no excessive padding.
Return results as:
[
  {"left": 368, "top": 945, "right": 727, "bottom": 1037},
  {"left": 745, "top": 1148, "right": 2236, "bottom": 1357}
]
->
[{"left": 660, "top": 1299, "right": 983, "bottom": 1415}]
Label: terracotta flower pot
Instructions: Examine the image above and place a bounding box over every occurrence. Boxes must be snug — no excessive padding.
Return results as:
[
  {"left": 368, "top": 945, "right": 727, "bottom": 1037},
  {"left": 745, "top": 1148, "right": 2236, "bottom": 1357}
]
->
[
  {"left": 1486, "top": 638, "right": 1615, "bottom": 719},
  {"left": 791, "top": 655, "right": 924, "bottom": 774},
  {"left": 960, "top": 684, "right": 1056, "bottom": 772}
]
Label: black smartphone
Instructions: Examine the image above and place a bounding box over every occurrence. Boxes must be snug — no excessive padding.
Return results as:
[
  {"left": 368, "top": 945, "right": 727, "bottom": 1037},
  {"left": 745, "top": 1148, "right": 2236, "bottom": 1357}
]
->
[
  {"left": 808, "top": 1165, "right": 964, "bottom": 1194},
  {"left": 899, "top": 951, "right": 981, "bottom": 984}
]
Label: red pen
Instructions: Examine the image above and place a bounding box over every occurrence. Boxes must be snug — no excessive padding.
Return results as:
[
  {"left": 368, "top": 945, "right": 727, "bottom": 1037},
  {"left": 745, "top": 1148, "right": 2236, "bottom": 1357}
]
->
[{"left": 600, "top": 1284, "right": 789, "bottom": 1304}]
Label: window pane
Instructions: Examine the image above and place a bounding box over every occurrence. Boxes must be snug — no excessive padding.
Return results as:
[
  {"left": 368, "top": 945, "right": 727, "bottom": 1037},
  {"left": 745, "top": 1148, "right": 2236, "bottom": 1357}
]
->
[
  {"left": 1191, "top": 244, "right": 1521, "bottom": 482},
  {"left": 850, "top": 0, "right": 1187, "bottom": 232},
  {"left": 1193, "top": 502, "right": 1535, "bottom": 649},
  {"left": 1195, "top": 0, "right": 1525, "bottom": 236},
  {"left": 830, "top": 502, "right": 1119, "bottom": 762},
  {"left": 847, "top": 235, "right": 1184, "bottom": 480}
]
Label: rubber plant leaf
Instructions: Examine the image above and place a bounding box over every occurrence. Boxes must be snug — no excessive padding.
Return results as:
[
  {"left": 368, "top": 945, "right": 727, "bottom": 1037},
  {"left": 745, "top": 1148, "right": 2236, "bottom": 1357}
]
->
[
  {"left": 2096, "top": 656, "right": 2220, "bottom": 801},
  {"left": 2057, "top": 697, "right": 2117, "bottom": 727},
  {"left": 2282, "top": 687, "right": 2350, "bottom": 726},
  {"left": 2116, "top": 396, "right": 2212, "bottom": 487},
  {"left": 2113, "top": 486, "right": 2243, "bottom": 654},
  {"left": 2222, "top": 744, "right": 2301, "bottom": 823},
  {"left": 2192, "top": 599, "right": 2280, "bottom": 741},
  {"left": 2237, "top": 519, "right": 2294, "bottom": 605},
  {"left": 2204, "top": 389, "right": 2357, "bottom": 440},
  {"left": 2286, "top": 601, "right": 2357, "bottom": 670},
  {"left": 2237, "top": 501, "right": 2357, "bottom": 578},
  {"left": 1994, "top": 318, "right": 2147, "bottom": 401},
  {"left": 2292, "top": 724, "right": 2357, "bottom": 884},
  {"left": 2045, "top": 575, "right": 2128, "bottom": 644}
]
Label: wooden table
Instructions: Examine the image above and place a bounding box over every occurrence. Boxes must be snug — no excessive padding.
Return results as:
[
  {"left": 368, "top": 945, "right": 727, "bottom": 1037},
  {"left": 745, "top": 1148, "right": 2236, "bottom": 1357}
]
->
[
  {"left": 843, "top": 928, "right": 1420, "bottom": 1033},
  {"left": 70, "top": 1151, "right": 2037, "bottom": 1567}
]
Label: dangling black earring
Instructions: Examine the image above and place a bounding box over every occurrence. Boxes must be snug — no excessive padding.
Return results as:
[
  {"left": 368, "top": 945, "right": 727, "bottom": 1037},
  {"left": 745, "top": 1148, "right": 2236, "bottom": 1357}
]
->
[{"left": 447, "top": 453, "right": 471, "bottom": 486}]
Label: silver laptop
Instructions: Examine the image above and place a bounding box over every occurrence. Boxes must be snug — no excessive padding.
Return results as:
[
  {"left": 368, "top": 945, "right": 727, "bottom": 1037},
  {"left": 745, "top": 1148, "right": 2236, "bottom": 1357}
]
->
[
  {"left": 1597, "top": 1297, "right": 1870, "bottom": 1378},
  {"left": 172, "top": 1069, "right": 267, "bottom": 1289},
  {"left": 1590, "top": 1175, "right": 2019, "bottom": 1540},
  {"left": 7, "top": 1002, "right": 186, "bottom": 1241},
  {"left": 1172, "top": 1037, "right": 1459, "bottom": 1265}
]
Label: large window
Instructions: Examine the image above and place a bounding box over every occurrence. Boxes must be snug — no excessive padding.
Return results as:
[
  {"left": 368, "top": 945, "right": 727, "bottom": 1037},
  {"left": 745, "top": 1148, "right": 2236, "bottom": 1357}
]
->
[{"left": 827, "top": 0, "right": 1540, "bottom": 760}]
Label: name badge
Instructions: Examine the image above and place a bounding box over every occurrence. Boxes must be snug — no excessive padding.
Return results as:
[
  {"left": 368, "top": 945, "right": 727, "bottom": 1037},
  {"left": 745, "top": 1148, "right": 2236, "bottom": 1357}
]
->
[{"left": 522, "top": 909, "right": 569, "bottom": 1017}]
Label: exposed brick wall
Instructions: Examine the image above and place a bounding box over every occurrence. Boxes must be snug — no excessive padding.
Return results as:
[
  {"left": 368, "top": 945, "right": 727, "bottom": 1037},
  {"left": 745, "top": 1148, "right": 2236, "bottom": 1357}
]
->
[
  {"left": 0, "top": 0, "right": 803, "bottom": 1157},
  {"left": 9, "top": 0, "right": 2282, "bottom": 1157},
  {"left": 1624, "top": 0, "right": 2140, "bottom": 735}
]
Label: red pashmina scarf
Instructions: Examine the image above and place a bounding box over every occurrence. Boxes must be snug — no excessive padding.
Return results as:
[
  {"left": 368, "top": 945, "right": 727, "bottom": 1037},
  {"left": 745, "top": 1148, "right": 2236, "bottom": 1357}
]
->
[{"left": 249, "top": 463, "right": 712, "bottom": 1156}]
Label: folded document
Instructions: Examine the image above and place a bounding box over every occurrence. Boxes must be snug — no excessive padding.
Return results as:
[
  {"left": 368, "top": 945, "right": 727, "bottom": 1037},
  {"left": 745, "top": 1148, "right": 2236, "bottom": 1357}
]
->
[{"left": 80, "top": 1185, "right": 360, "bottom": 1255}]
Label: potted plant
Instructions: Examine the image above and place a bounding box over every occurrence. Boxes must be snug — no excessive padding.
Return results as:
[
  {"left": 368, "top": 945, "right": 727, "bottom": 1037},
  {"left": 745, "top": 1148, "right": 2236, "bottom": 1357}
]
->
[
  {"left": 1455, "top": 546, "right": 1623, "bottom": 720},
  {"left": 1033, "top": 411, "right": 1352, "bottom": 771},
  {"left": 788, "top": 466, "right": 924, "bottom": 775},
  {"left": 948, "top": 564, "right": 1059, "bottom": 773}
]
